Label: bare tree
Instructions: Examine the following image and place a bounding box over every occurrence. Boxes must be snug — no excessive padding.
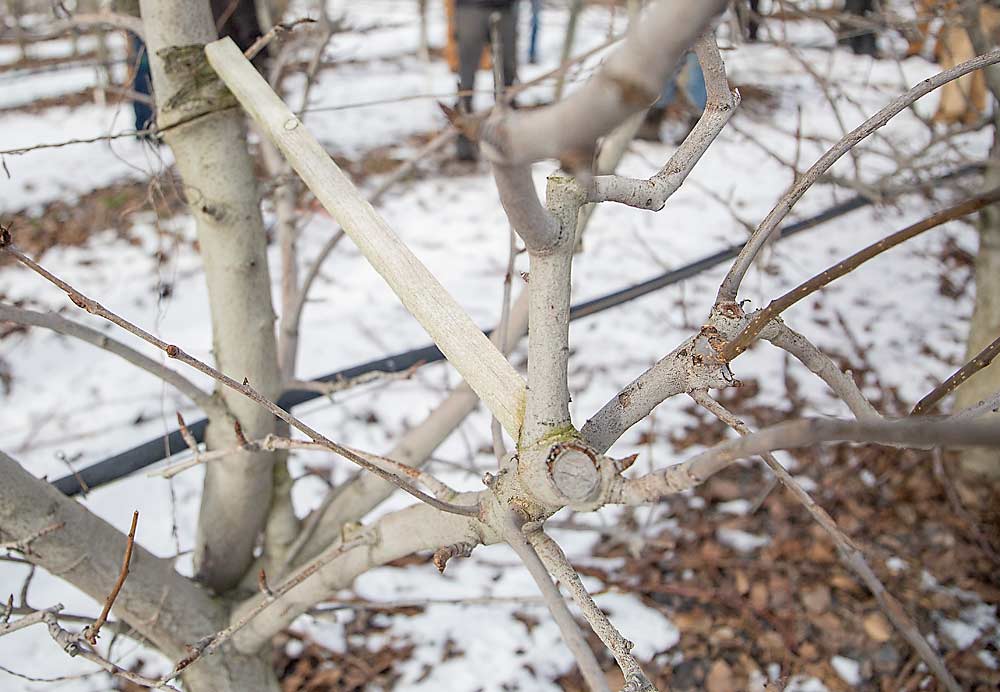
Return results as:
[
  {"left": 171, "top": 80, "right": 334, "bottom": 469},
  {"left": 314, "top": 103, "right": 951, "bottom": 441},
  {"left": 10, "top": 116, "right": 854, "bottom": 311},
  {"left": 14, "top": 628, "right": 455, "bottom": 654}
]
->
[{"left": 2, "top": 2, "right": 1000, "bottom": 692}]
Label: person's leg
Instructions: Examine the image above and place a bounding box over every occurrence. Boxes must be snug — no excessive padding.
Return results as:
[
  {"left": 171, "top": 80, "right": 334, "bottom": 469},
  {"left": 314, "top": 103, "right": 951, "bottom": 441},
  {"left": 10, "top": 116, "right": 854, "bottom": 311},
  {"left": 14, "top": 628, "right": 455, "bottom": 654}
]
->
[
  {"left": 497, "top": 3, "right": 518, "bottom": 89},
  {"left": 844, "top": 0, "right": 877, "bottom": 56},
  {"left": 130, "top": 35, "right": 154, "bottom": 134},
  {"left": 748, "top": 0, "right": 760, "bottom": 41},
  {"left": 455, "top": 5, "right": 488, "bottom": 159},
  {"left": 529, "top": 0, "right": 540, "bottom": 63}
]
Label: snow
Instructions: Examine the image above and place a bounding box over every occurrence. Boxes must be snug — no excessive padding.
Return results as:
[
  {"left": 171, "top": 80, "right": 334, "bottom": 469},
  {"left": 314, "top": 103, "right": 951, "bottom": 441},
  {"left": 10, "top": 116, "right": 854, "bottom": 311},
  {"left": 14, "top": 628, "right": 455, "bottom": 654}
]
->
[
  {"left": 785, "top": 676, "right": 829, "bottom": 692},
  {"left": 886, "top": 557, "right": 908, "bottom": 573},
  {"left": 716, "top": 499, "right": 752, "bottom": 515},
  {"left": 830, "top": 655, "right": 862, "bottom": 686},
  {"left": 0, "top": 0, "right": 996, "bottom": 689},
  {"left": 717, "top": 528, "right": 771, "bottom": 553},
  {"left": 938, "top": 603, "right": 1000, "bottom": 650}
]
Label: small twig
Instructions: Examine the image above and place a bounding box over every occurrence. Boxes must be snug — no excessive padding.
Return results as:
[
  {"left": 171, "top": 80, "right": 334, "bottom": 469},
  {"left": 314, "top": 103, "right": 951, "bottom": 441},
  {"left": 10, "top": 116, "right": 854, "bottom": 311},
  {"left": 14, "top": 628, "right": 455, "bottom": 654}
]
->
[
  {"left": 1, "top": 521, "right": 64, "bottom": 556},
  {"left": 243, "top": 17, "right": 317, "bottom": 62},
  {"left": 164, "top": 533, "right": 373, "bottom": 680},
  {"left": 723, "top": 189, "right": 1000, "bottom": 361},
  {"left": 18, "top": 565, "right": 35, "bottom": 608},
  {"left": 0, "top": 129, "right": 155, "bottom": 156},
  {"left": 308, "top": 594, "right": 548, "bottom": 613},
  {"left": 284, "top": 360, "right": 424, "bottom": 397},
  {"left": 690, "top": 390, "right": 962, "bottom": 692},
  {"left": 504, "top": 34, "right": 622, "bottom": 103},
  {"left": 912, "top": 334, "right": 1000, "bottom": 415},
  {"left": 0, "top": 604, "right": 64, "bottom": 639},
  {"left": 175, "top": 412, "right": 199, "bottom": 455},
  {"left": 84, "top": 511, "right": 138, "bottom": 646},
  {"left": 3, "top": 604, "right": 160, "bottom": 689},
  {"left": 150, "top": 432, "right": 463, "bottom": 504}
]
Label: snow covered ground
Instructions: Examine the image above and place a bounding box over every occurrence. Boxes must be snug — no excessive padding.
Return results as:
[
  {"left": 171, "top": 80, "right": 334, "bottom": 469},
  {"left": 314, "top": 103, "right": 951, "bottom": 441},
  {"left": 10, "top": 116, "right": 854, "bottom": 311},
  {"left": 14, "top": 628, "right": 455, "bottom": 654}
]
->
[{"left": 0, "top": 1, "right": 996, "bottom": 690}]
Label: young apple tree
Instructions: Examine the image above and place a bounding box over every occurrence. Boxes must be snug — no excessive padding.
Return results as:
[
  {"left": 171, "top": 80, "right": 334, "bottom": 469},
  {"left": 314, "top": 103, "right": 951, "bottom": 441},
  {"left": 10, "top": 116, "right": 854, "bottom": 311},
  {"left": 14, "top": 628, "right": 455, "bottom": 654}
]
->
[{"left": 2, "top": 2, "right": 999, "bottom": 691}]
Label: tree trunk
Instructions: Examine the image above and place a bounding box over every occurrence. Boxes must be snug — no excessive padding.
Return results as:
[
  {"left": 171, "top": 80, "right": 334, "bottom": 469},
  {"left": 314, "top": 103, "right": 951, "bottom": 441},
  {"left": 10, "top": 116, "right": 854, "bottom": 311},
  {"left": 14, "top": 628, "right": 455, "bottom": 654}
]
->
[
  {"left": 139, "top": 0, "right": 283, "bottom": 592},
  {"left": 954, "top": 151, "right": 1000, "bottom": 482},
  {"left": 954, "top": 1, "right": 1000, "bottom": 484}
]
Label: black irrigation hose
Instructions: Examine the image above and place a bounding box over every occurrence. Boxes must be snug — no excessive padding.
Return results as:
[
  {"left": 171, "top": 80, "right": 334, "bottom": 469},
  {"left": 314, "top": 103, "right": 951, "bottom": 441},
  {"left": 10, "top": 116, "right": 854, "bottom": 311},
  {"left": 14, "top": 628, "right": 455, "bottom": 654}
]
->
[{"left": 51, "top": 165, "right": 983, "bottom": 495}]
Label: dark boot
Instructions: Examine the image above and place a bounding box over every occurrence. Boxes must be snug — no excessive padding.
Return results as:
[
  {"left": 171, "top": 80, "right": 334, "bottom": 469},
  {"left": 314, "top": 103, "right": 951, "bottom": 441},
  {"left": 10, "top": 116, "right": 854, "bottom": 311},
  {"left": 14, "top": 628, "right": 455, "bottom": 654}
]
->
[
  {"left": 456, "top": 133, "right": 478, "bottom": 161},
  {"left": 636, "top": 106, "right": 665, "bottom": 142}
]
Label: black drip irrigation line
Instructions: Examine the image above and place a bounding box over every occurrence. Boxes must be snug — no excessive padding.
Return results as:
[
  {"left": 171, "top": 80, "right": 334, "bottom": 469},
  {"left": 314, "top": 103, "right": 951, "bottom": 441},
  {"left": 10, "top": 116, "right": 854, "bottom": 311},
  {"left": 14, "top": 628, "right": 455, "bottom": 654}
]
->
[{"left": 50, "top": 165, "right": 983, "bottom": 496}]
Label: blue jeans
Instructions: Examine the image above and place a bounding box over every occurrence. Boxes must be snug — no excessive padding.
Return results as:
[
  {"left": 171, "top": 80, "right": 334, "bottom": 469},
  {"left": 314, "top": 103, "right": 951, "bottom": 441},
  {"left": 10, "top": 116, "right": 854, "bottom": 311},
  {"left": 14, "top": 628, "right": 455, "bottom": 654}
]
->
[
  {"left": 528, "top": 0, "right": 541, "bottom": 63},
  {"left": 657, "top": 52, "right": 706, "bottom": 113},
  {"left": 129, "top": 35, "right": 154, "bottom": 131}
]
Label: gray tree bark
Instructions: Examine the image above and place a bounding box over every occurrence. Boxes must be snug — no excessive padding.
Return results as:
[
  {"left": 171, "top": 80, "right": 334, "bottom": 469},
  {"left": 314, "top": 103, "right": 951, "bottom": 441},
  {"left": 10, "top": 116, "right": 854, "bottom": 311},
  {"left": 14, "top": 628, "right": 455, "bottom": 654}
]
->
[
  {"left": 139, "top": 0, "right": 283, "bottom": 591},
  {"left": 954, "top": 157, "right": 1000, "bottom": 481},
  {"left": 954, "top": 2, "right": 1000, "bottom": 482},
  {"left": 0, "top": 451, "right": 279, "bottom": 692}
]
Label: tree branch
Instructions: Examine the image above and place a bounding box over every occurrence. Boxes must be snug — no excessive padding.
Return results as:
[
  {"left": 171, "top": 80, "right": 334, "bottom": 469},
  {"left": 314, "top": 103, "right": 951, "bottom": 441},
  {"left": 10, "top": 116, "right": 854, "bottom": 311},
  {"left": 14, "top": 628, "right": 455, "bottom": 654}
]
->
[
  {"left": 717, "top": 47, "right": 1000, "bottom": 303},
  {"left": 152, "top": 432, "right": 466, "bottom": 507},
  {"left": 520, "top": 177, "right": 585, "bottom": 445},
  {"left": 285, "top": 127, "right": 459, "bottom": 376},
  {"left": 0, "top": 450, "right": 225, "bottom": 661},
  {"left": 723, "top": 189, "right": 1000, "bottom": 361},
  {"left": 763, "top": 321, "right": 880, "bottom": 420},
  {"left": 581, "top": 304, "right": 747, "bottom": 453},
  {"left": 912, "top": 334, "right": 1000, "bottom": 415},
  {"left": 205, "top": 37, "right": 527, "bottom": 437},
  {"left": 477, "top": 0, "right": 729, "bottom": 166},
  {"left": 690, "top": 391, "right": 961, "bottom": 692},
  {"left": 164, "top": 534, "right": 374, "bottom": 681},
  {"left": 229, "top": 500, "right": 484, "bottom": 654},
  {"left": 530, "top": 529, "right": 654, "bottom": 691},
  {"left": 0, "top": 241, "right": 477, "bottom": 519},
  {"left": 286, "top": 291, "right": 530, "bottom": 570},
  {"left": 586, "top": 33, "right": 739, "bottom": 211},
  {"left": 612, "top": 417, "right": 1000, "bottom": 504},
  {"left": 502, "top": 513, "right": 610, "bottom": 692},
  {"left": 0, "top": 303, "right": 223, "bottom": 418},
  {"left": 2, "top": 605, "right": 181, "bottom": 691}
]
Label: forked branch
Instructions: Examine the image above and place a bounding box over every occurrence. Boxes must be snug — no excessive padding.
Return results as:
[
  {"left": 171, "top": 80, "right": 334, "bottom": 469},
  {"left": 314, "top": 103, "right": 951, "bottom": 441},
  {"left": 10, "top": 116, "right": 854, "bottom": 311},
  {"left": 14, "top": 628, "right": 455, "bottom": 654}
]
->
[
  {"left": 502, "top": 512, "right": 610, "bottom": 692},
  {"left": 530, "top": 529, "right": 654, "bottom": 691},
  {"left": 587, "top": 33, "right": 740, "bottom": 211}
]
